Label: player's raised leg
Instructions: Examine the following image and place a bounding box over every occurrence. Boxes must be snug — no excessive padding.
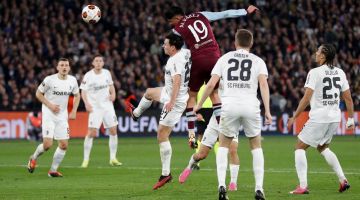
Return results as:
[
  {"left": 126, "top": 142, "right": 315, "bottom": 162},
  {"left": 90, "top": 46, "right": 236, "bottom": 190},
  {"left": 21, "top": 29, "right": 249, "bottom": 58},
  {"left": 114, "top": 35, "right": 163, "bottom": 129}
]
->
[{"left": 131, "top": 88, "right": 161, "bottom": 120}]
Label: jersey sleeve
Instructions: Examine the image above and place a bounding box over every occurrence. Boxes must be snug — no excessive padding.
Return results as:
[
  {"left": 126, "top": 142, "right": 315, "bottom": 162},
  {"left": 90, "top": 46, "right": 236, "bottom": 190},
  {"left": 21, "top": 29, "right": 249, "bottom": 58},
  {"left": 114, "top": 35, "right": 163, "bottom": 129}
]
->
[
  {"left": 258, "top": 58, "right": 268, "bottom": 76},
  {"left": 211, "top": 56, "right": 225, "bottom": 77},
  {"left": 169, "top": 58, "right": 182, "bottom": 76},
  {"left": 38, "top": 76, "right": 50, "bottom": 93},
  {"left": 304, "top": 69, "right": 317, "bottom": 90},
  {"left": 72, "top": 78, "right": 80, "bottom": 95},
  {"left": 340, "top": 70, "right": 350, "bottom": 92},
  {"left": 200, "top": 9, "right": 247, "bottom": 22},
  {"left": 80, "top": 73, "right": 88, "bottom": 91}
]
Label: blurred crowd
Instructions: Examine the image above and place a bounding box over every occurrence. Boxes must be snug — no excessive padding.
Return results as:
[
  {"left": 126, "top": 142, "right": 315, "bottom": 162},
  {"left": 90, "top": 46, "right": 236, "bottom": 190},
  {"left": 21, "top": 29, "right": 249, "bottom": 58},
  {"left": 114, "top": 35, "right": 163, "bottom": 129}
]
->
[{"left": 0, "top": 0, "right": 359, "bottom": 112}]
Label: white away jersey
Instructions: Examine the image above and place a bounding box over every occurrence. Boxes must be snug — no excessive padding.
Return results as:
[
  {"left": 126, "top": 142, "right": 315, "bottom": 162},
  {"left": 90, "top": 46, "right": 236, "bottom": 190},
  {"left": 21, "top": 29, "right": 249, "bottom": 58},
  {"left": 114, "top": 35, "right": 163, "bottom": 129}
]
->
[
  {"left": 305, "top": 65, "right": 349, "bottom": 123},
  {"left": 80, "top": 69, "right": 114, "bottom": 109},
  {"left": 162, "top": 49, "right": 191, "bottom": 104},
  {"left": 211, "top": 49, "right": 268, "bottom": 106},
  {"left": 38, "top": 74, "right": 79, "bottom": 119}
]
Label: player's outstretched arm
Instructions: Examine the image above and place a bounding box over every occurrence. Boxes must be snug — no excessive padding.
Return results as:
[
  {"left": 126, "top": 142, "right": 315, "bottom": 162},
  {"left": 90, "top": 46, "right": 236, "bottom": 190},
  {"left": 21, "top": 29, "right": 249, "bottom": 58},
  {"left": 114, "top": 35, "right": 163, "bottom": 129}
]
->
[
  {"left": 35, "top": 90, "right": 60, "bottom": 113},
  {"left": 342, "top": 89, "right": 355, "bottom": 129},
  {"left": 287, "top": 88, "right": 313, "bottom": 130},
  {"left": 69, "top": 93, "right": 80, "bottom": 120},
  {"left": 258, "top": 74, "right": 272, "bottom": 125},
  {"left": 201, "top": 5, "right": 258, "bottom": 22}
]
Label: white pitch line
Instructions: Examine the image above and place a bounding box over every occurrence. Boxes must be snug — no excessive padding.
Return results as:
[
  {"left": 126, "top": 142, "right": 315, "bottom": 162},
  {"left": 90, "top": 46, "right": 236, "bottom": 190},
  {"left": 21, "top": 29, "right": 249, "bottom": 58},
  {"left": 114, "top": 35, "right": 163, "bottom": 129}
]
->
[{"left": 1, "top": 164, "right": 360, "bottom": 175}]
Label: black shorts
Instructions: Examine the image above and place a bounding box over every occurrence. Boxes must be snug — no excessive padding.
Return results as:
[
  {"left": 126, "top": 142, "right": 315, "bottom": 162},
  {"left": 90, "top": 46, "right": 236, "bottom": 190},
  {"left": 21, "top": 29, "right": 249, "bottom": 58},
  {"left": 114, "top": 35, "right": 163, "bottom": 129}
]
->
[{"left": 196, "top": 108, "right": 213, "bottom": 135}]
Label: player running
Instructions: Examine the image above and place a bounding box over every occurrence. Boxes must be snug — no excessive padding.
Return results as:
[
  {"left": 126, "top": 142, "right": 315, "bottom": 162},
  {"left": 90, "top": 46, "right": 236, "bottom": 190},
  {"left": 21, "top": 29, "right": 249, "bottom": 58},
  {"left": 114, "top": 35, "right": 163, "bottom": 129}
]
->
[{"left": 27, "top": 58, "right": 80, "bottom": 177}]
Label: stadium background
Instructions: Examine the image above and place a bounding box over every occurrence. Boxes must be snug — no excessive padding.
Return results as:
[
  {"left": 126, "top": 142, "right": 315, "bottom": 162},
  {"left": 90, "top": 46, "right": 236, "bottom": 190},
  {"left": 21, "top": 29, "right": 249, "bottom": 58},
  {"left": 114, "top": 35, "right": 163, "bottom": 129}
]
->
[{"left": 0, "top": 0, "right": 359, "bottom": 138}]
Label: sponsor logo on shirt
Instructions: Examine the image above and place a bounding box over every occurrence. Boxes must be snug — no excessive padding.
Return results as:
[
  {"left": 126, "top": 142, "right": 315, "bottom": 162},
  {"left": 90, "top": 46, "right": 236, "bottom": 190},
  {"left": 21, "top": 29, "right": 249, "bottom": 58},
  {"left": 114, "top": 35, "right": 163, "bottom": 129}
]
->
[{"left": 52, "top": 91, "right": 72, "bottom": 96}]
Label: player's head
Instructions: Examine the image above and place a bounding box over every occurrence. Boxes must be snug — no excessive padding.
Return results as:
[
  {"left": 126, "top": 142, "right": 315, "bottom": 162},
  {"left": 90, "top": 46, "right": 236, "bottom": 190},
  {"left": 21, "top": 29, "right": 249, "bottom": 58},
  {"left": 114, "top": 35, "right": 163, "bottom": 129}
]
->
[
  {"left": 92, "top": 55, "right": 104, "bottom": 70},
  {"left": 315, "top": 44, "right": 336, "bottom": 68},
  {"left": 165, "top": 6, "right": 184, "bottom": 26},
  {"left": 163, "top": 33, "right": 184, "bottom": 56},
  {"left": 235, "top": 29, "right": 253, "bottom": 49},
  {"left": 57, "top": 58, "right": 70, "bottom": 76}
]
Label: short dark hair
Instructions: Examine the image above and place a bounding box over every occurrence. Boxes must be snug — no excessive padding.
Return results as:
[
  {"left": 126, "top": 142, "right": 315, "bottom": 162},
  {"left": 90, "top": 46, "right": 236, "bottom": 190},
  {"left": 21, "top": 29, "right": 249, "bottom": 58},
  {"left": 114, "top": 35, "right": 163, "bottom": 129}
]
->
[
  {"left": 235, "top": 29, "right": 253, "bottom": 48},
  {"left": 165, "top": 33, "right": 184, "bottom": 50},
  {"left": 164, "top": 6, "right": 184, "bottom": 20},
  {"left": 320, "top": 43, "right": 336, "bottom": 68},
  {"left": 58, "top": 58, "right": 69, "bottom": 64},
  {"left": 93, "top": 54, "right": 103, "bottom": 60}
]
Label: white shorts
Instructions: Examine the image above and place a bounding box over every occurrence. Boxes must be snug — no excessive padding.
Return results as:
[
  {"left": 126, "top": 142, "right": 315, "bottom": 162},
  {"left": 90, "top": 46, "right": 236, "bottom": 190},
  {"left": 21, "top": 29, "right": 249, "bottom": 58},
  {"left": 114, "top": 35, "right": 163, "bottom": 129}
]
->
[
  {"left": 220, "top": 104, "right": 261, "bottom": 138},
  {"left": 42, "top": 118, "right": 69, "bottom": 140},
  {"left": 298, "top": 122, "right": 339, "bottom": 148},
  {"left": 88, "top": 106, "right": 118, "bottom": 129},
  {"left": 201, "top": 115, "right": 238, "bottom": 148},
  {"left": 159, "top": 101, "right": 187, "bottom": 127}
]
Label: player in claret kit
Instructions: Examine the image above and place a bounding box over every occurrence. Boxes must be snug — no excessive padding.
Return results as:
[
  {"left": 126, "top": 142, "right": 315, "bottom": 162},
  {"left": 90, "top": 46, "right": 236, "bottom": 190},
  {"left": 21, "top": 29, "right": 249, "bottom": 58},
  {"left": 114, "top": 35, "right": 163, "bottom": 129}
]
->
[
  {"left": 164, "top": 5, "right": 259, "bottom": 147},
  {"left": 27, "top": 58, "right": 80, "bottom": 177},
  {"left": 129, "top": 33, "right": 191, "bottom": 190},
  {"left": 287, "top": 44, "right": 355, "bottom": 194}
]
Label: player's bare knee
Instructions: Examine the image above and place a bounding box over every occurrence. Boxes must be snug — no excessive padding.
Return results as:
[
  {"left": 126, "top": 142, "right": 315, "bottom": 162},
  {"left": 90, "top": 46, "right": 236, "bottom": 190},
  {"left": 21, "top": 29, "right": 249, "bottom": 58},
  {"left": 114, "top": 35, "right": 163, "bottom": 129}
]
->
[
  {"left": 109, "top": 127, "right": 117, "bottom": 135},
  {"left": 144, "top": 88, "right": 153, "bottom": 100},
  {"left": 197, "top": 151, "right": 208, "bottom": 160},
  {"left": 317, "top": 144, "right": 328, "bottom": 153},
  {"left": 229, "top": 148, "right": 238, "bottom": 157},
  {"left": 58, "top": 143, "right": 68, "bottom": 150},
  {"left": 43, "top": 140, "right": 53, "bottom": 150},
  {"left": 88, "top": 128, "right": 97, "bottom": 138}
]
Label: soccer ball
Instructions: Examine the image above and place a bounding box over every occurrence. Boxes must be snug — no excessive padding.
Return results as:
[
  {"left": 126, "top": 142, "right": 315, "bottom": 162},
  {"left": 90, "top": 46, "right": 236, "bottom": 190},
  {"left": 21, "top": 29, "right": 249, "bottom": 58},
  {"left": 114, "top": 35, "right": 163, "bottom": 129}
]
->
[{"left": 82, "top": 5, "right": 101, "bottom": 24}]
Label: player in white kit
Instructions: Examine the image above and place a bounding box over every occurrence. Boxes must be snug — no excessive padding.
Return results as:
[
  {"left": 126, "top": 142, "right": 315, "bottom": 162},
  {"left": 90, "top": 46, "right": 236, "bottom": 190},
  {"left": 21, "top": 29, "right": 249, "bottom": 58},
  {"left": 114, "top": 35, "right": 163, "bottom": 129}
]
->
[
  {"left": 287, "top": 44, "right": 355, "bottom": 194},
  {"left": 129, "top": 33, "right": 191, "bottom": 190},
  {"left": 80, "top": 55, "right": 122, "bottom": 168},
  {"left": 27, "top": 58, "right": 80, "bottom": 177},
  {"left": 195, "top": 29, "right": 272, "bottom": 200},
  {"left": 179, "top": 80, "right": 240, "bottom": 191}
]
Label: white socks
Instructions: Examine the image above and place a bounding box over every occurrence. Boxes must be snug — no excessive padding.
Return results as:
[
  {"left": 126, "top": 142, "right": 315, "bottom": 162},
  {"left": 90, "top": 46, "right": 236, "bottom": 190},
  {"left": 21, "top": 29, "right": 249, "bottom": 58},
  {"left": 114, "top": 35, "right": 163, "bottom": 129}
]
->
[
  {"left": 186, "top": 155, "right": 197, "bottom": 169},
  {"left": 252, "top": 148, "right": 264, "bottom": 192},
  {"left": 83, "top": 136, "right": 93, "bottom": 161},
  {"left": 321, "top": 148, "right": 346, "bottom": 182},
  {"left": 134, "top": 96, "right": 153, "bottom": 117},
  {"left": 159, "top": 141, "right": 172, "bottom": 176},
  {"left": 109, "top": 134, "right": 118, "bottom": 160},
  {"left": 295, "top": 149, "right": 308, "bottom": 188},
  {"left": 229, "top": 164, "right": 240, "bottom": 184},
  {"left": 32, "top": 144, "right": 45, "bottom": 160},
  {"left": 50, "top": 147, "right": 66, "bottom": 172},
  {"left": 216, "top": 147, "right": 229, "bottom": 188}
]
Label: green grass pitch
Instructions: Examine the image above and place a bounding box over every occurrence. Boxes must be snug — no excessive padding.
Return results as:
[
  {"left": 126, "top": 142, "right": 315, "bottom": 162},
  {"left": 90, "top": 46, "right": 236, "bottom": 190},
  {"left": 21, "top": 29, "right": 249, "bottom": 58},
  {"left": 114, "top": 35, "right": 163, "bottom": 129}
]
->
[{"left": 0, "top": 136, "right": 359, "bottom": 199}]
